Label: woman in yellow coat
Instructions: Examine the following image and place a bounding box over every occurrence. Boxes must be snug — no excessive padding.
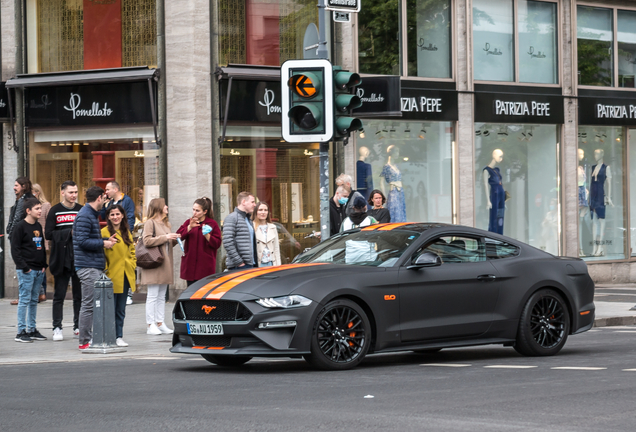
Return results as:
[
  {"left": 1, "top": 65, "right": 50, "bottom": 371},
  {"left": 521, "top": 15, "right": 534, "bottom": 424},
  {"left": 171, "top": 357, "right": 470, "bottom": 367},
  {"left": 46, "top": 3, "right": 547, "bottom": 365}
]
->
[{"left": 101, "top": 204, "right": 136, "bottom": 347}]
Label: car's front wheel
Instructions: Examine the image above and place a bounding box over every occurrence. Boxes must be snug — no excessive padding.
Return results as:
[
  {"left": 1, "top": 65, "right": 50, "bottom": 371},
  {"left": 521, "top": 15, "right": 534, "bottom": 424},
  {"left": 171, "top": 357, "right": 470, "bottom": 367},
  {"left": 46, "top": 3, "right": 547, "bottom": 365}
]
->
[
  {"left": 201, "top": 355, "right": 252, "bottom": 367},
  {"left": 304, "top": 299, "right": 371, "bottom": 370},
  {"left": 514, "top": 289, "right": 570, "bottom": 356}
]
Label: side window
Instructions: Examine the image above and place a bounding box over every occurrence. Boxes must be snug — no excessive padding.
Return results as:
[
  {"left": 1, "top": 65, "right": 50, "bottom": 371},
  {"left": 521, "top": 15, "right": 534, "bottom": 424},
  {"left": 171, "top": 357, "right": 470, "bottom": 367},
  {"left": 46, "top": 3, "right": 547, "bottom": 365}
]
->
[
  {"left": 485, "top": 238, "right": 520, "bottom": 259},
  {"left": 419, "top": 236, "right": 486, "bottom": 264}
]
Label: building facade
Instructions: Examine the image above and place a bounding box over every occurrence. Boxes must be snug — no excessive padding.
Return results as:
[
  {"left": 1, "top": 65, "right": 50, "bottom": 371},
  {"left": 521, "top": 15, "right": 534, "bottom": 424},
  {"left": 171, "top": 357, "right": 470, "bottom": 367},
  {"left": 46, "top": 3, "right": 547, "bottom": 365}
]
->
[{"left": 3, "top": 0, "right": 636, "bottom": 297}]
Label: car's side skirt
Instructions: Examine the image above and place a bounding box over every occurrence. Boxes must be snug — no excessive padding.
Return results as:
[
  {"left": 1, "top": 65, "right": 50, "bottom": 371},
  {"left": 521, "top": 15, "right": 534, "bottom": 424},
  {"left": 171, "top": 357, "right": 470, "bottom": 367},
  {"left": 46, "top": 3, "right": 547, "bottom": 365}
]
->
[{"left": 372, "top": 338, "right": 516, "bottom": 354}]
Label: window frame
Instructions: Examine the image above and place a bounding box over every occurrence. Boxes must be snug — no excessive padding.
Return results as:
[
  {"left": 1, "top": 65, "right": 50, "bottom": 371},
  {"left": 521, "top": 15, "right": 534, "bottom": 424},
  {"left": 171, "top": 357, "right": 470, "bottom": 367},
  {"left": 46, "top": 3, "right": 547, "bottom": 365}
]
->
[
  {"left": 484, "top": 237, "right": 521, "bottom": 260},
  {"left": 412, "top": 234, "right": 486, "bottom": 265},
  {"left": 472, "top": 0, "right": 561, "bottom": 87}
]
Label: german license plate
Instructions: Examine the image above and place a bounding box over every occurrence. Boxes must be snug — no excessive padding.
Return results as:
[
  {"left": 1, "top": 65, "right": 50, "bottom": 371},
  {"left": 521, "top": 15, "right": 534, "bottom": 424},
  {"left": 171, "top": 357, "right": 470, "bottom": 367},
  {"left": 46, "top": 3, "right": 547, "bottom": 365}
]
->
[{"left": 187, "top": 323, "right": 224, "bottom": 335}]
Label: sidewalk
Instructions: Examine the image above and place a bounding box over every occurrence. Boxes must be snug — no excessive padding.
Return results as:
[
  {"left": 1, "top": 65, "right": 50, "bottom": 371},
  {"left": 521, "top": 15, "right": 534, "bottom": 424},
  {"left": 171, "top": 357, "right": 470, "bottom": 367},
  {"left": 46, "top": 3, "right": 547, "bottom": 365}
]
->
[{"left": 0, "top": 296, "right": 634, "bottom": 365}]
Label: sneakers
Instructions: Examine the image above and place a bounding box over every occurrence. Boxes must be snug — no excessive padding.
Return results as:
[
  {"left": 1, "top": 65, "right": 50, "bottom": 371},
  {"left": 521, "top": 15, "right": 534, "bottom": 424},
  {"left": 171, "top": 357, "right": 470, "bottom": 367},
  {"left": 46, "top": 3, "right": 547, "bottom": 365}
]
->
[
  {"left": 29, "top": 329, "right": 47, "bottom": 341},
  {"left": 15, "top": 330, "right": 33, "bottom": 343},
  {"left": 147, "top": 323, "right": 162, "bottom": 335},
  {"left": 52, "top": 327, "right": 64, "bottom": 341},
  {"left": 116, "top": 338, "right": 129, "bottom": 347},
  {"left": 78, "top": 343, "right": 89, "bottom": 350},
  {"left": 126, "top": 296, "right": 133, "bottom": 305},
  {"left": 158, "top": 323, "right": 174, "bottom": 334},
  {"left": 73, "top": 328, "right": 79, "bottom": 339}
]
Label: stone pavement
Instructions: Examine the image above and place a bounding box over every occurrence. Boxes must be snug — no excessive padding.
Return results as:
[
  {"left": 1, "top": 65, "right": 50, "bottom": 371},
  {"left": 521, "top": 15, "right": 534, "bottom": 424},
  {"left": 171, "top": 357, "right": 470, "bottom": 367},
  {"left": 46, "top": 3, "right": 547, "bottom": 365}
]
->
[{"left": 1, "top": 291, "right": 635, "bottom": 365}]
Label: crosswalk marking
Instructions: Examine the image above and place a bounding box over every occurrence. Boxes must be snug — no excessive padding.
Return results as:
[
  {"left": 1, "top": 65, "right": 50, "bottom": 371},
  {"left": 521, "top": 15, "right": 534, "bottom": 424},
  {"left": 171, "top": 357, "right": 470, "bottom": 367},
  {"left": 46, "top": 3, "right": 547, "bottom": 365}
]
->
[
  {"left": 483, "top": 365, "right": 538, "bottom": 369},
  {"left": 613, "top": 331, "right": 636, "bottom": 333},
  {"left": 551, "top": 367, "right": 607, "bottom": 371},
  {"left": 420, "top": 363, "right": 471, "bottom": 368}
]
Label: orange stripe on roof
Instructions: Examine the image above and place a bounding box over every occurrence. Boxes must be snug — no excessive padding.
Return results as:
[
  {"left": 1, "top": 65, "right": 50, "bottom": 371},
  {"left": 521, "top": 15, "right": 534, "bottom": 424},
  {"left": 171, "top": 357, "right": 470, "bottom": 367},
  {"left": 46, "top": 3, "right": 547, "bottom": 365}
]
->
[
  {"left": 190, "top": 267, "right": 264, "bottom": 299},
  {"left": 377, "top": 222, "right": 412, "bottom": 231},
  {"left": 361, "top": 224, "right": 383, "bottom": 231},
  {"left": 206, "top": 263, "right": 326, "bottom": 300}
]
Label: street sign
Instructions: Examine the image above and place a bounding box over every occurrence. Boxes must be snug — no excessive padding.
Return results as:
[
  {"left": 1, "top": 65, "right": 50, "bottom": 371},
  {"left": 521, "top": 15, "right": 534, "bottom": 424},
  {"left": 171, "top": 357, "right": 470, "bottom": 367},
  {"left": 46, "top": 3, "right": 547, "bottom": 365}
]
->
[
  {"left": 333, "top": 11, "right": 351, "bottom": 23},
  {"left": 325, "top": 0, "right": 360, "bottom": 13}
]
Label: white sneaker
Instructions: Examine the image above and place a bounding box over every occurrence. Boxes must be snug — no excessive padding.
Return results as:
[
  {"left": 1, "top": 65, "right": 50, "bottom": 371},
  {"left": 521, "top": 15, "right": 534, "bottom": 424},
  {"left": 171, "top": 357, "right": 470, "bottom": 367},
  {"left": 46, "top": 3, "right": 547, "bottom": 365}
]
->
[
  {"left": 158, "top": 323, "right": 174, "bottom": 334},
  {"left": 147, "top": 323, "right": 162, "bottom": 335},
  {"left": 52, "top": 327, "right": 63, "bottom": 341},
  {"left": 73, "top": 328, "right": 79, "bottom": 338},
  {"left": 116, "top": 338, "right": 129, "bottom": 347},
  {"left": 126, "top": 297, "right": 133, "bottom": 305}
]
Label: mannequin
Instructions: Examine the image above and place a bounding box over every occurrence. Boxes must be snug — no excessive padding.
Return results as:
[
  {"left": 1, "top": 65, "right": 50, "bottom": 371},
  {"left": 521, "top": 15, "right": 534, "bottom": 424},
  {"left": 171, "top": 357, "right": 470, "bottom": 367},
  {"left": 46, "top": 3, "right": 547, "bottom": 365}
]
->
[
  {"left": 356, "top": 146, "right": 374, "bottom": 204},
  {"left": 577, "top": 149, "right": 589, "bottom": 256},
  {"left": 589, "top": 149, "right": 613, "bottom": 256},
  {"left": 380, "top": 145, "right": 407, "bottom": 222},
  {"left": 482, "top": 149, "right": 505, "bottom": 234}
]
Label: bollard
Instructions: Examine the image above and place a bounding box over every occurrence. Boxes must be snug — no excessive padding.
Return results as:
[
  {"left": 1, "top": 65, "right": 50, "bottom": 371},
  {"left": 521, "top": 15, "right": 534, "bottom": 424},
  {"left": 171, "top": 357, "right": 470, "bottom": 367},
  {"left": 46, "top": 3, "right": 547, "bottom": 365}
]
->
[{"left": 81, "top": 273, "right": 127, "bottom": 354}]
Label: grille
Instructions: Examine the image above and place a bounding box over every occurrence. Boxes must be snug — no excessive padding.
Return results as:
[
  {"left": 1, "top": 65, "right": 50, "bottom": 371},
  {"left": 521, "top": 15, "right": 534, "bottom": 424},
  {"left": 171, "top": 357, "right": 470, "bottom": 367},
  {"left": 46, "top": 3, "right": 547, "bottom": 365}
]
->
[
  {"left": 190, "top": 336, "right": 232, "bottom": 347},
  {"left": 181, "top": 300, "right": 252, "bottom": 321}
]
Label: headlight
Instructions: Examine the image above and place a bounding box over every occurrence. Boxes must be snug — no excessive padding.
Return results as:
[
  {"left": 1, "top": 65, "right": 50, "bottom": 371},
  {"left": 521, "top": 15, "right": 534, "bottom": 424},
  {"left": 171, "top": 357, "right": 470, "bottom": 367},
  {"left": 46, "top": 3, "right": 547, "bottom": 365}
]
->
[{"left": 256, "top": 295, "right": 312, "bottom": 309}]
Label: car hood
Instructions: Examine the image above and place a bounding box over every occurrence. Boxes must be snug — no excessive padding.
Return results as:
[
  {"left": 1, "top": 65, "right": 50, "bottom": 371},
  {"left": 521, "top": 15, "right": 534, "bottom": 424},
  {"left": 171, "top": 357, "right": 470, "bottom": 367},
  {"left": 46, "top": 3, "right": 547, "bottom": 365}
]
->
[{"left": 179, "top": 263, "right": 386, "bottom": 301}]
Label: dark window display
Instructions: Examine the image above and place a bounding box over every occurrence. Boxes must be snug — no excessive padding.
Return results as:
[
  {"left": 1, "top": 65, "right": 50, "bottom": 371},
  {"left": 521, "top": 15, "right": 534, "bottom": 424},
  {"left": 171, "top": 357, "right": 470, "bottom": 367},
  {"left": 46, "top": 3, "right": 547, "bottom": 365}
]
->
[
  {"left": 577, "top": 6, "right": 614, "bottom": 87},
  {"left": 358, "top": 0, "right": 400, "bottom": 75},
  {"left": 356, "top": 120, "right": 454, "bottom": 224},
  {"left": 577, "top": 126, "right": 626, "bottom": 260},
  {"left": 406, "top": 0, "right": 452, "bottom": 79},
  {"left": 475, "top": 123, "right": 560, "bottom": 254}
]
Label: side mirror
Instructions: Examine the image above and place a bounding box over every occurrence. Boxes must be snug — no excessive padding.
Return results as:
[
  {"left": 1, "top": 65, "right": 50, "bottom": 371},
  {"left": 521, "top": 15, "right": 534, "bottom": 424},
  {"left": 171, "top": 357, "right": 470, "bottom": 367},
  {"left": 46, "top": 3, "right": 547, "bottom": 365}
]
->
[{"left": 407, "top": 251, "right": 442, "bottom": 270}]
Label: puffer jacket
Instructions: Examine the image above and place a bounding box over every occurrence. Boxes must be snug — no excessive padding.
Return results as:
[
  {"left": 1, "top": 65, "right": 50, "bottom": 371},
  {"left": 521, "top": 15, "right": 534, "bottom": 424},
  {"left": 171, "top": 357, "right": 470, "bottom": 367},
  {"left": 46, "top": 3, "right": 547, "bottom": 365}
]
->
[
  {"left": 222, "top": 208, "right": 257, "bottom": 269},
  {"left": 72, "top": 204, "right": 106, "bottom": 270}
]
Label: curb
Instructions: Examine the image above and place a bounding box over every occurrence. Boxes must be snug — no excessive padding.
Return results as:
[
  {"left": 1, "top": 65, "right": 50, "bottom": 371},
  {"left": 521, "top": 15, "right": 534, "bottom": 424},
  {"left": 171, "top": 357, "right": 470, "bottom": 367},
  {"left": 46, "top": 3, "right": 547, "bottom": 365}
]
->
[{"left": 594, "top": 316, "right": 636, "bottom": 327}]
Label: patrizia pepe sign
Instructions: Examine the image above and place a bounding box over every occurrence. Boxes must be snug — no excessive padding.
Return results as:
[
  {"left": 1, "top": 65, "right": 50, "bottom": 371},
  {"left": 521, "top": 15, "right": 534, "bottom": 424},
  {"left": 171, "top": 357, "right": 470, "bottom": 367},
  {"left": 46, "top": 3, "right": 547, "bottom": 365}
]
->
[
  {"left": 474, "top": 87, "right": 564, "bottom": 124},
  {"left": 578, "top": 90, "right": 636, "bottom": 126},
  {"left": 25, "top": 82, "right": 153, "bottom": 127}
]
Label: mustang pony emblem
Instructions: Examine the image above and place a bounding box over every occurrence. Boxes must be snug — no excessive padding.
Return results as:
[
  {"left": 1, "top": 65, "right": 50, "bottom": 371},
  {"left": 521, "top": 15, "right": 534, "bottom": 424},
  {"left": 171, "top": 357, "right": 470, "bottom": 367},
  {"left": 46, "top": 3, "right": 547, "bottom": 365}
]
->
[{"left": 201, "top": 305, "right": 217, "bottom": 315}]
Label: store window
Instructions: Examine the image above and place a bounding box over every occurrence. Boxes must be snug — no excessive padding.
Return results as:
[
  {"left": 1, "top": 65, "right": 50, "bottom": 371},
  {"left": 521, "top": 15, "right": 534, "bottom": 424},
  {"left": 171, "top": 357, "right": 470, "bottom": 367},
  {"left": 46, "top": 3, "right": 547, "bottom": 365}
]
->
[
  {"left": 473, "top": 0, "right": 558, "bottom": 84},
  {"left": 618, "top": 10, "right": 636, "bottom": 88},
  {"left": 474, "top": 123, "right": 560, "bottom": 254},
  {"left": 218, "top": 0, "right": 319, "bottom": 66},
  {"left": 406, "top": 0, "right": 452, "bottom": 79},
  {"left": 577, "top": 126, "right": 626, "bottom": 261},
  {"left": 219, "top": 127, "right": 321, "bottom": 264},
  {"left": 358, "top": 0, "right": 400, "bottom": 75},
  {"left": 29, "top": 128, "right": 160, "bottom": 223},
  {"left": 630, "top": 129, "right": 636, "bottom": 257},
  {"left": 577, "top": 6, "right": 613, "bottom": 87},
  {"left": 356, "top": 120, "right": 454, "bottom": 224},
  {"left": 27, "top": 0, "right": 157, "bottom": 73}
]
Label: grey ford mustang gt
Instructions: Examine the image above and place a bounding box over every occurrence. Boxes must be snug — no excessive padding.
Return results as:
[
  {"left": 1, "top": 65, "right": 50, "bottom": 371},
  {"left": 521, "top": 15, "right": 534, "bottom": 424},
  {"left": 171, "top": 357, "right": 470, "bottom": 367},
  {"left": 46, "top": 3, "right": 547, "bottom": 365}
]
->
[{"left": 170, "top": 223, "right": 595, "bottom": 370}]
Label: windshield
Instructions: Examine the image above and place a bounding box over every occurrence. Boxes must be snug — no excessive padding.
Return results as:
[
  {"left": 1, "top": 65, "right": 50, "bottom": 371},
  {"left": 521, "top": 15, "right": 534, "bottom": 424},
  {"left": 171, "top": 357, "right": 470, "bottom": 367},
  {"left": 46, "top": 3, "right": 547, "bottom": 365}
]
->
[{"left": 294, "top": 230, "right": 421, "bottom": 267}]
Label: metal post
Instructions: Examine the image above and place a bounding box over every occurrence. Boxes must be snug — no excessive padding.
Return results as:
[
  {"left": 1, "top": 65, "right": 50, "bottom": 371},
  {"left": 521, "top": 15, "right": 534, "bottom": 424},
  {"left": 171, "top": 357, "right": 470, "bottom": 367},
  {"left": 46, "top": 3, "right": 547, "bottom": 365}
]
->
[
  {"left": 210, "top": 0, "right": 222, "bottom": 273},
  {"left": 317, "top": 0, "right": 330, "bottom": 240},
  {"left": 317, "top": 0, "right": 328, "bottom": 60},
  {"left": 82, "top": 274, "right": 126, "bottom": 354}
]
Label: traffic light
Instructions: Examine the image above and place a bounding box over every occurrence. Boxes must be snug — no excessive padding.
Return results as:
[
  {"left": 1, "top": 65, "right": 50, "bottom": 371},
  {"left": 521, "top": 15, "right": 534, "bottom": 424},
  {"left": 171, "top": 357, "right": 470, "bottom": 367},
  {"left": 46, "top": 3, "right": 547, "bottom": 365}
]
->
[
  {"left": 333, "top": 67, "right": 363, "bottom": 140},
  {"left": 281, "top": 59, "right": 333, "bottom": 143}
]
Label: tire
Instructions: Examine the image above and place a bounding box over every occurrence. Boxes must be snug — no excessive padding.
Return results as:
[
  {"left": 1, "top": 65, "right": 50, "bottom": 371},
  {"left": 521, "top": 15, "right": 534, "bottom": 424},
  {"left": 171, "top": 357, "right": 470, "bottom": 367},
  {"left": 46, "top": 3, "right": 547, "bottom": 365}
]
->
[
  {"left": 514, "top": 289, "right": 570, "bottom": 356},
  {"left": 201, "top": 355, "right": 252, "bottom": 367},
  {"left": 304, "top": 299, "right": 371, "bottom": 371}
]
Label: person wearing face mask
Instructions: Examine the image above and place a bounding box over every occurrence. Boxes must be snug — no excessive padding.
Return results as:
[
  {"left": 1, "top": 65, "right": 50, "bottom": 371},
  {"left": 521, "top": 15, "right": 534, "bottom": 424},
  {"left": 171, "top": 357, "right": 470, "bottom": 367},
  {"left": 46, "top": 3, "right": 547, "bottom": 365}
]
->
[{"left": 330, "top": 186, "right": 349, "bottom": 236}]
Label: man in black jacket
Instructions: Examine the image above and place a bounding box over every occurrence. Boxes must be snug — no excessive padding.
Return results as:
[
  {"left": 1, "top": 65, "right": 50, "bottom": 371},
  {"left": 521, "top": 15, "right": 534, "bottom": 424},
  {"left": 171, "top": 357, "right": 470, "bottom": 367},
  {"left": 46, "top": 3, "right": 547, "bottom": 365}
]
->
[
  {"left": 45, "top": 181, "right": 83, "bottom": 341},
  {"left": 6, "top": 177, "right": 35, "bottom": 240},
  {"left": 329, "top": 186, "right": 349, "bottom": 237}
]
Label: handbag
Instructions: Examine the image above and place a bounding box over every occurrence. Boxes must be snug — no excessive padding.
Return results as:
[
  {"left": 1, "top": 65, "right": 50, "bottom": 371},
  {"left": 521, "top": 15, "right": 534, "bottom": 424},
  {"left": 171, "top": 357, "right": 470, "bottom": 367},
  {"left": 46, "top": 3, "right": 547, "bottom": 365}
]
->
[
  {"left": 135, "top": 220, "right": 165, "bottom": 269},
  {"left": 505, "top": 190, "right": 511, "bottom": 201}
]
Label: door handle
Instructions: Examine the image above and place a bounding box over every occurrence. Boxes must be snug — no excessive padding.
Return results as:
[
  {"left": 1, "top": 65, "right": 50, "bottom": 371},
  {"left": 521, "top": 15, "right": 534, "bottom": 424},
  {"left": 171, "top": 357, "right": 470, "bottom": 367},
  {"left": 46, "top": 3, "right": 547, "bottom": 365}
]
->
[{"left": 477, "top": 274, "right": 496, "bottom": 281}]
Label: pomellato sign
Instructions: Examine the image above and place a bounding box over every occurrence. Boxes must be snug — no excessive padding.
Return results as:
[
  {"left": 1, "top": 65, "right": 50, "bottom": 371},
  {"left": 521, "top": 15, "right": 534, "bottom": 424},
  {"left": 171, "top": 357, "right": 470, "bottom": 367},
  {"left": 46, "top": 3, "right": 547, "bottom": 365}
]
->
[
  {"left": 220, "top": 79, "right": 283, "bottom": 123},
  {"left": 25, "top": 81, "right": 153, "bottom": 127},
  {"left": 0, "top": 82, "right": 11, "bottom": 120}
]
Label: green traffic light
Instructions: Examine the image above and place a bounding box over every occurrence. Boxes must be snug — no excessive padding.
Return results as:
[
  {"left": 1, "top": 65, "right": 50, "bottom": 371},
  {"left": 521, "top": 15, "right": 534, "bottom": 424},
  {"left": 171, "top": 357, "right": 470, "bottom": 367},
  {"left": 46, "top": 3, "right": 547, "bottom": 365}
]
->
[
  {"left": 334, "top": 71, "right": 361, "bottom": 90},
  {"left": 335, "top": 94, "right": 362, "bottom": 112},
  {"left": 289, "top": 104, "right": 322, "bottom": 130},
  {"left": 335, "top": 117, "right": 363, "bottom": 135}
]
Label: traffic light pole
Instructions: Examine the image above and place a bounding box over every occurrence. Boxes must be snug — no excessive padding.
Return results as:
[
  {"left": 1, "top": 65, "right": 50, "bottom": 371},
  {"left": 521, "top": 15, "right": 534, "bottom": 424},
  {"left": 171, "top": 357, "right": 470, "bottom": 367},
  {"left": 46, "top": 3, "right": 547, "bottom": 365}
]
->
[
  {"left": 317, "top": 0, "right": 328, "bottom": 60},
  {"left": 317, "top": 0, "right": 330, "bottom": 241}
]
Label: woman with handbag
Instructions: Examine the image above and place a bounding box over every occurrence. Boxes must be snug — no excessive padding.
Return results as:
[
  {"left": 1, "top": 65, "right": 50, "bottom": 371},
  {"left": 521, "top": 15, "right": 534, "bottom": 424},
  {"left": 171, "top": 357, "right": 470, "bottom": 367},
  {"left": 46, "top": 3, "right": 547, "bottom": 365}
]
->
[
  {"left": 101, "top": 204, "right": 136, "bottom": 347},
  {"left": 139, "top": 198, "right": 180, "bottom": 335},
  {"left": 176, "top": 197, "right": 222, "bottom": 286},
  {"left": 252, "top": 202, "right": 281, "bottom": 267}
]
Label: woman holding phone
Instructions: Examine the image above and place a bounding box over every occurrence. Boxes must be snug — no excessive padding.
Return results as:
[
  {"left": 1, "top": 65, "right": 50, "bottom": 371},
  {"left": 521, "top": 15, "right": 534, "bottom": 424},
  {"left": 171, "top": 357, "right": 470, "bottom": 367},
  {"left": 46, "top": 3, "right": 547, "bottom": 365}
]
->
[{"left": 176, "top": 197, "right": 222, "bottom": 286}]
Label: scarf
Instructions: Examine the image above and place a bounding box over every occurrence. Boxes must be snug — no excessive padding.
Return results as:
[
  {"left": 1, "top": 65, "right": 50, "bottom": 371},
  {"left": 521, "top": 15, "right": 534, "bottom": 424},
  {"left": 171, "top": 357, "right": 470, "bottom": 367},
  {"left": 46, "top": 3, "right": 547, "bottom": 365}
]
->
[{"left": 349, "top": 211, "right": 368, "bottom": 226}]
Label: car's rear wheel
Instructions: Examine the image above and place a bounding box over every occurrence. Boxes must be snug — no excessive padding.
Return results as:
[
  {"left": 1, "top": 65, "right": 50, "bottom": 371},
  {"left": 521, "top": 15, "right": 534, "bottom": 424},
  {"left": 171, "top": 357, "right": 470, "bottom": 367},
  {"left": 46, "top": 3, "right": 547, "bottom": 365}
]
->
[
  {"left": 201, "top": 355, "right": 252, "bottom": 367},
  {"left": 304, "top": 299, "right": 371, "bottom": 370},
  {"left": 514, "top": 289, "right": 570, "bottom": 356}
]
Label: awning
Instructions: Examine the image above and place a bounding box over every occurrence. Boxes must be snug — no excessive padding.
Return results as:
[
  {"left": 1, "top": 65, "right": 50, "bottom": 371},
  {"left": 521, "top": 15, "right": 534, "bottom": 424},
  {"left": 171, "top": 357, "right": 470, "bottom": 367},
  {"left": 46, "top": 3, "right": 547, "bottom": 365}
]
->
[
  {"left": 216, "top": 64, "right": 280, "bottom": 81},
  {"left": 5, "top": 67, "right": 161, "bottom": 151}
]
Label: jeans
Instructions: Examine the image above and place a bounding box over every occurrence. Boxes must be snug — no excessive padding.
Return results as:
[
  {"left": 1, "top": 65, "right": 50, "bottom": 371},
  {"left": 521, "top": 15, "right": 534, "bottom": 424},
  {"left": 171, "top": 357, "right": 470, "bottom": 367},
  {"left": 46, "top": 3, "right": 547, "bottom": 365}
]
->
[
  {"left": 260, "top": 261, "right": 273, "bottom": 267},
  {"left": 52, "top": 268, "right": 82, "bottom": 330},
  {"left": 39, "top": 275, "right": 47, "bottom": 296},
  {"left": 228, "top": 264, "right": 255, "bottom": 271},
  {"left": 114, "top": 276, "right": 130, "bottom": 339},
  {"left": 146, "top": 284, "right": 168, "bottom": 324},
  {"left": 17, "top": 270, "right": 45, "bottom": 333},
  {"left": 77, "top": 268, "right": 102, "bottom": 345}
]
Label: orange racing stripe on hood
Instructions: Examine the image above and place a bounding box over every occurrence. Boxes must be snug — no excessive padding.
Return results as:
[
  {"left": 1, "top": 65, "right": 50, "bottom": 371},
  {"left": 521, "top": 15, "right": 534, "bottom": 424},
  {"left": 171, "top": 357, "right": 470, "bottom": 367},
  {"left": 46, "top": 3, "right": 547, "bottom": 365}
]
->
[
  {"left": 205, "top": 263, "right": 326, "bottom": 300},
  {"left": 190, "top": 267, "right": 264, "bottom": 300}
]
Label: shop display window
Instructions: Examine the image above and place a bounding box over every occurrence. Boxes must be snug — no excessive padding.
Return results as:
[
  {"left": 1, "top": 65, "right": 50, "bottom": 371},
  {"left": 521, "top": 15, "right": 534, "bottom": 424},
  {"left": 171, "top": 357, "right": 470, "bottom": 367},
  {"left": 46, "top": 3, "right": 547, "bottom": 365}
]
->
[
  {"left": 629, "top": 129, "right": 636, "bottom": 257},
  {"left": 473, "top": 0, "right": 515, "bottom": 82},
  {"left": 220, "top": 128, "right": 321, "bottom": 264},
  {"left": 618, "top": 10, "right": 636, "bottom": 88},
  {"left": 29, "top": 129, "right": 161, "bottom": 226},
  {"left": 27, "top": 0, "right": 157, "bottom": 73},
  {"left": 577, "top": 126, "right": 626, "bottom": 261},
  {"left": 406, "top": 0, "right": 452, "bottom": 79},
  {"left": 577, "top": 6, "right": 614, "bottom": 87},
  {"left": 518, "top": 0, "right": 558, "bottom": 84},
  {"left": 358, "top": 0, "right": 400, "bottom": 75},
  {"left": 356, "top": 120, "right": 454, "bottom": 224},
  {"left": 474, "top": 123, "right": 560, "bottom": 254},
  {"left": 218, "top": 0, "right": 319, "bottom": 66}
]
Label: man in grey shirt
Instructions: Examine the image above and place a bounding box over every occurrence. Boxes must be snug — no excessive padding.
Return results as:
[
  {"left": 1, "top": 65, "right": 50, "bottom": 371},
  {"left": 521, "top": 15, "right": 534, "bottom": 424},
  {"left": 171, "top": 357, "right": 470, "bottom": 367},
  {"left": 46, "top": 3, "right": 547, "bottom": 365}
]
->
[{"left": 222, "top": 191, "right": 257, "bottom": 270}]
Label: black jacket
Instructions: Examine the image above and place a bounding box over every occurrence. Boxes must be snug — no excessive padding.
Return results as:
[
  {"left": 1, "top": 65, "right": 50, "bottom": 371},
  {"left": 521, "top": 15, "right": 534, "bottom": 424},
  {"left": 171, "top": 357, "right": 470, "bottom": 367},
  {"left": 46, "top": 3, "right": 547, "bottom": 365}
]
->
[
  {"left": 6, "top": 192, "right": 35, "bottom": 240},
  {"left": 45, "top": 202, "right": 82, "bottom": 276},
  {"left": 329, "top": 198, "right": 345, "bottom": 236},
  {"left": 10, "top": 219, "right": 47, "bottom": 272}
]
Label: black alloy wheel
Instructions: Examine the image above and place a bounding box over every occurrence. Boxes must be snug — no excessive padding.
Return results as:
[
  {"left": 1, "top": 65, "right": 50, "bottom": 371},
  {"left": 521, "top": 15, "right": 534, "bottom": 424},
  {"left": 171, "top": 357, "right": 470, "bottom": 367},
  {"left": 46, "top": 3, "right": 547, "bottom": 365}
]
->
[
  {"left": 514, "top": 289, "right": 570, "bottom": 356},
  {"left": 201, "top": 355, "right": 252, "bottom": 367},
  {"left": 304, "top": 299, "right": 371, "bottom": 370}
]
